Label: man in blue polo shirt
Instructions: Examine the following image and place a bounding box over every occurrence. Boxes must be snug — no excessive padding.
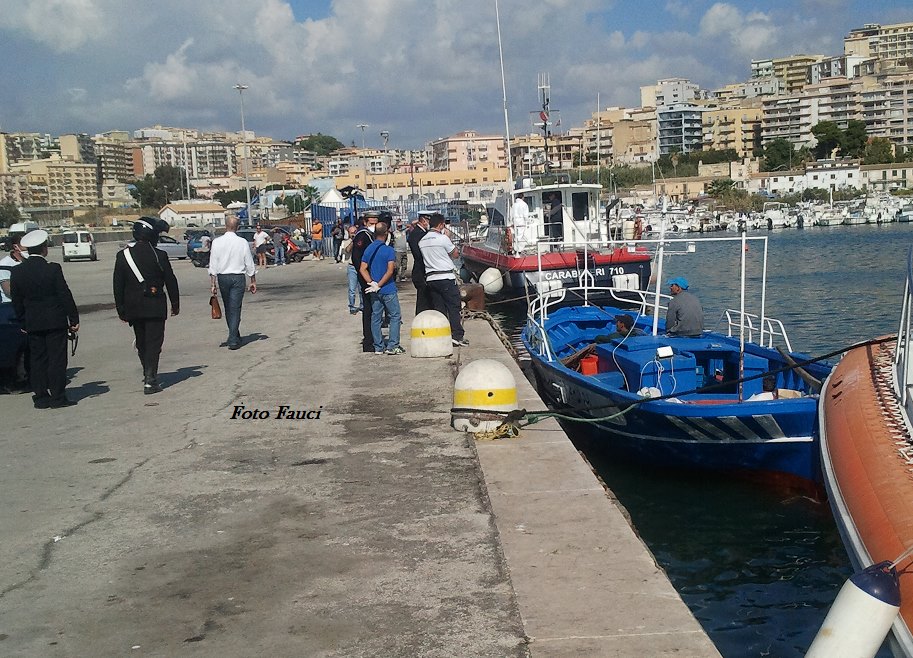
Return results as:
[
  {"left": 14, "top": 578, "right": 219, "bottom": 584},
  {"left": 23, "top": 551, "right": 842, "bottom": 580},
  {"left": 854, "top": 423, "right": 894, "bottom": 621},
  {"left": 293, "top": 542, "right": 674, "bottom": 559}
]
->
[{"left": 358, "top": 222, "right": 404, "bottom": 355}]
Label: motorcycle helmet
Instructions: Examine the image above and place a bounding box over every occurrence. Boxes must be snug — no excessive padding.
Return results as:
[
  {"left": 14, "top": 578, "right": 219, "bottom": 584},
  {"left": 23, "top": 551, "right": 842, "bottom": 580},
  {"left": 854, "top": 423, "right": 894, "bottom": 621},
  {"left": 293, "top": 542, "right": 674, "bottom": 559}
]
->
[{"left": 132, "top": 217, "right": 170, "bottom": 245}]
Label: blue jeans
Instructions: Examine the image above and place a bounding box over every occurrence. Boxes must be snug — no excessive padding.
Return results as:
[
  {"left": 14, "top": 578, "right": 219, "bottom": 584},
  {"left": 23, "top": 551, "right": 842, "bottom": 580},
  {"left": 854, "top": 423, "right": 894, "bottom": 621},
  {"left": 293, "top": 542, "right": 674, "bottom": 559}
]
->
[
  {"left": 370, "top": 291, "right": 401, "bottom": 352},
  {"left": 274, "top": 242, "right": 285, "bottom": 265},
  {"left": 347, "top": 264, "right": 361, "bottom": 312},
  {"left": 218, "top": 273, "right": 246, "bottom": 347}
]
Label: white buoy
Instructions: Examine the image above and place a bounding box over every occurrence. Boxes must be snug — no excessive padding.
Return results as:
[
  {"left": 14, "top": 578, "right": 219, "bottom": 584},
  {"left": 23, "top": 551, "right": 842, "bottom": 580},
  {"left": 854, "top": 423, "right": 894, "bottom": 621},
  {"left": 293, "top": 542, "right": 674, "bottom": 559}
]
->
[
  {"left": 623, "top": 218, "right": 635, "bottom": 240},
  {"left": 806, "top": 561, "right": 900, "bottom": 658},
  {"left": 478, "top": 267, "right": 504, "bottom": 294},
  {"left": 410, "top": 310, "right": 452, "bottom": 358},
  {"left": 452, "top": 359, "right": 518, "bottom": 432}
]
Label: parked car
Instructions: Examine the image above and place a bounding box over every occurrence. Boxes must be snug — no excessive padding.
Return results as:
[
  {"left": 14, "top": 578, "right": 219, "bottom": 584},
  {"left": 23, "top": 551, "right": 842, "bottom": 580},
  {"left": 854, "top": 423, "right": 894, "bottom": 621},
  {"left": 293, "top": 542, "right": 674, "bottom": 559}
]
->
[
  {"left": 61, "top": 230, "right": 97, "bottom": 262},
  {"left": 120, "top": 234, "right": 189, "bottom": 260}
]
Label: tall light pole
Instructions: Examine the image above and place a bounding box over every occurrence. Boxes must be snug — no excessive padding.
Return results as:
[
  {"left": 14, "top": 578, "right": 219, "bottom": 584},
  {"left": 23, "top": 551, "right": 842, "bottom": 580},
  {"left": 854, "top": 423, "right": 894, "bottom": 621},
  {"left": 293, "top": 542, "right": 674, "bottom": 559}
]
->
[
  {"left": 357, "top": 123, "right": 369, "bottom": 150},
  {"left": 234, "top": 83, "right": 252, "bottom": 223}
]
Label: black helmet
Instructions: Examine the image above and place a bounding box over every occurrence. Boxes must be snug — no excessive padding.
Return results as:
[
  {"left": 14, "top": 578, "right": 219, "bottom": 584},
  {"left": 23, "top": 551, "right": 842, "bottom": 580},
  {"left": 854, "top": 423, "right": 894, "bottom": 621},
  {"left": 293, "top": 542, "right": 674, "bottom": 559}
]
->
[{"left": 132, "top": 217, "right": 170, "bottom": 244}]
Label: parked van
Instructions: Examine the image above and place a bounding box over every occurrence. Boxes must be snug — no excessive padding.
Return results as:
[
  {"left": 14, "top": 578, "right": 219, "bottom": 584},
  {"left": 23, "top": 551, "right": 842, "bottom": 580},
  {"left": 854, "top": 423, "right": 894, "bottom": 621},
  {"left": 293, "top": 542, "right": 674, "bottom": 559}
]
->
[
  {"left": 2, "top": 221, "right": 40, "bottom": 251},
  {"left": 61, "top": 230, "right": 97, "bottom": 262}
]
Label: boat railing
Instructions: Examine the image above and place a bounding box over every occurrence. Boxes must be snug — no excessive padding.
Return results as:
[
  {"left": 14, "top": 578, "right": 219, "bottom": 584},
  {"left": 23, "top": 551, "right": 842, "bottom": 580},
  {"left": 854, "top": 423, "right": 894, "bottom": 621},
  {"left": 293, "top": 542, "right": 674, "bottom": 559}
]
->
[
  {"left": 714, "top": 310, "right": 794, "bottom": 352},
  {"left": 893, "top": 248, "right": 913, "bottom": 415}
]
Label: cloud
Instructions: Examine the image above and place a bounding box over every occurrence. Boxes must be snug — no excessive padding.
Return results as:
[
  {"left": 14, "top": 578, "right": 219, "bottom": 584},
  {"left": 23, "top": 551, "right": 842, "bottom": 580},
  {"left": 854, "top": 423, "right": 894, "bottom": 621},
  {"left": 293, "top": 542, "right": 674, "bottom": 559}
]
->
[{"left": 0, "top": 0, "right": 108, "bottom": 52}]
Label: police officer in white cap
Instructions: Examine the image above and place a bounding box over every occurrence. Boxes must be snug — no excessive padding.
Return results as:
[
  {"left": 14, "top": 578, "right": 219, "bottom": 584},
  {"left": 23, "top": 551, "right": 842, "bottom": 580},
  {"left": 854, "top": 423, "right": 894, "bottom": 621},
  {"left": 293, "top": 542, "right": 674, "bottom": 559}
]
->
[{"left": 9, "top": 229, "right": 80, "bottom": 408}]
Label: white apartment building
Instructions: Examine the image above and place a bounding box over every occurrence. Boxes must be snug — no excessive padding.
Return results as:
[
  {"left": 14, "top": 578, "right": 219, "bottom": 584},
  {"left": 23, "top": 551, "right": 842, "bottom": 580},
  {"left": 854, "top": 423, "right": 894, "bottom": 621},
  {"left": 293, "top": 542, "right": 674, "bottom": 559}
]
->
[
  {"left": 845, "top": 22, "right": 913, "bottom": 69},
  {"left": 640, "top": 78, "right": 702, "bottom": 108}
]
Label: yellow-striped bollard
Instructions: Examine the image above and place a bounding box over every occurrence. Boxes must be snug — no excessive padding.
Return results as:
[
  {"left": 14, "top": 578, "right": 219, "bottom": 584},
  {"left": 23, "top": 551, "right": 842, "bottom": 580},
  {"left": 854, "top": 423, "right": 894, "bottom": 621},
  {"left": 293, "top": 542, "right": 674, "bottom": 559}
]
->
[
  {"left": 410, "top": 310, "right": 452, "bottom": 357},
  {"left": 452, "top": 359, "right": 518, "bottom": 432}
]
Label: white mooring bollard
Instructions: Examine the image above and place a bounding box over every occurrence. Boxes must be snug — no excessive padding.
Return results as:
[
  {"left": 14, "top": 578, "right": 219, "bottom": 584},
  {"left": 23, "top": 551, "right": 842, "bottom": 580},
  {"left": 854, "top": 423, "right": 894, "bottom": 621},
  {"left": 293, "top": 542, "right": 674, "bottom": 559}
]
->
[
  {"left": 410, "top": 310, "right": 452, "bottom": 358},
  {"left": 452, "top": 359, "right": 518, "bottom": 432}
]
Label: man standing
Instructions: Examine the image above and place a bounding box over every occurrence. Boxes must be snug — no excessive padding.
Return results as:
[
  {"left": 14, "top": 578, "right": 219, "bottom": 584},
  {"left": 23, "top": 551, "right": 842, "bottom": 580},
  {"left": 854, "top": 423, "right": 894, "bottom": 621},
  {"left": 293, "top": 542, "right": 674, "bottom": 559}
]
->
[
  {"left": 114, "top": 218, "right": 180, "bottom": 394},
  {"left": 419, "top": 213, "right": 467, "bottom": 347},
  {"left": 209, "top": 216, "right": 257, "bottom": 350},
  {"left": 0, "top": 231, "right": 28, "bottom": 303},
  {"left": 253, "top": 224, "right": 270, "bottom": 268},
  {"left": 359, "top": 223, "right": 404, "bottom": 355},
  {"left": 394, "top": 222, "right": 409, "bottom": 281},
  {"left": 407, "top": 212, "right": 432, "bottom": 315},
  {"left": 310, "top": 219, "right": 324, "bottom": 260},
  {"left": 665, "top": 277, "right": 704, "bottom": 337},
  {"left": 331, "top": 219, "right": 345, "bottom": 263},
  {"left": 10, "top": 230, "right": 79, "bottom": 408},
  {"left": 343, "top": 224, "right": 360, "bottom": 314},
  {"left": 351, "top": 212, "right": 379, "bottom": 351},
  {"left": 272, "top": 226, "right": 286, "bottom": 266},
  {"left": 511, "top": 193, "right": 530, "bottom": 253}
]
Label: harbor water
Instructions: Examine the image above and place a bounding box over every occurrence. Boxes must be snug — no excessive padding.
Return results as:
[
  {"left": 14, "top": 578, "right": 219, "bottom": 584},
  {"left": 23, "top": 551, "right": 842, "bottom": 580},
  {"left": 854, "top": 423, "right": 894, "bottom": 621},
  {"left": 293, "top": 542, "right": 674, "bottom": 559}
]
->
[{"left": 492, "top": 223, "right": 913, "bottom": 657}]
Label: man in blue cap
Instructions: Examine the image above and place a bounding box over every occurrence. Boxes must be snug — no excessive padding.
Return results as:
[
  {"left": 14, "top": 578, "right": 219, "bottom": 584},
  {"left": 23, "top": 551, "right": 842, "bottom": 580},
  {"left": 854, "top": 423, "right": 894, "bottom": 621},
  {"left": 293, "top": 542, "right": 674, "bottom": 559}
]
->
[{"left": 665, "top": 276, "right": 703, "bottom": 337}]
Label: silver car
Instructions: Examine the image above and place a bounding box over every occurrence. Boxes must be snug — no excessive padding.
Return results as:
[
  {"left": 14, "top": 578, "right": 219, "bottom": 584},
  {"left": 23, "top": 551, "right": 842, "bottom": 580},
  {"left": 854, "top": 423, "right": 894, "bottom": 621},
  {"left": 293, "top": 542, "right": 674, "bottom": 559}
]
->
[{"left": 121, "top": 234, "right": 189, "bottom": 260}]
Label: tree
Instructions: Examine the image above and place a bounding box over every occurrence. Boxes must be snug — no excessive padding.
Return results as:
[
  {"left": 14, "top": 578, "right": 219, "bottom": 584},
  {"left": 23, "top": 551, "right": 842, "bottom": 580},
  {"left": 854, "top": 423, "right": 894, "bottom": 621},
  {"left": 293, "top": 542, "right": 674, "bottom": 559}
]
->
[
  {"left": 213, "top": 189, "right": 258, "bottom": 207},
  {"left": 296, "top": 133, "right": 345, "bottom": 156},
  {"left": 762, "top": 138, "right": 794, "bottom": 171},
  {"left": 130, "top": 165, "right": 195, "bottom": 208},
  {"left": 706, "top": 179, "right": 736, "bottom": 197},
  {"left": 863, "top": 137, "right": 894, "bottom": 165},
  {"left": 811, "top": 121, "right": 843, "bottom": 160},
  {"left": 0, "top": 201, "right": 22, "bottom": 228},
  {"left": 841, "top": 120, "right": 868, "bottom": 158}
]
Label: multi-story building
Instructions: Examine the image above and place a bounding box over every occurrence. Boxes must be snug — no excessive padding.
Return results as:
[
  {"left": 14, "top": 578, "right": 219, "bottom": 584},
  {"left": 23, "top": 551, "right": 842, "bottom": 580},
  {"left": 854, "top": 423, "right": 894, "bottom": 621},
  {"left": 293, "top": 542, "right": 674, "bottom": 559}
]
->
[
  {"left": 0, "top": 172, "right": 32, "bottom": 206},
  {"left": 59, "top": 133, "right": 97, "bottom": 164},
  {"left": 711, "top": 77, "right": 782, "bottom": 101},
  {"left": 0, "top": 132, "right": 57, "bottom": 173},
  {"left": 845, "top": 22, "right": 913, "bottom": 70},
  {"left": 10, "top": 156, "right": 98, "bottom": 207},
  {"left": 862, "top": 71, "right": 913, "bottom": 148},
  {"left": 428, "top": 130, "right": 506, "bottom": 172},
  {"left": 93, "top": 131, "right": 134, "bottom": 183},
  {"left": 657, "top": 104, "right": 704, "bottom": 155},
  {"left": 640, "top": 78, "right": 702, "bottom": 108},
  {"left": 751, "top": 55, "right": 827, "bottom": 93},
  {"left": 808, "top": 55, "right": 878, "bottom": 85},
  {"left": 702, "top": 102, "right": 763, "bottom": 156},
  {"left": 581, "top": 107, "right": 658, "bottom": 165}
]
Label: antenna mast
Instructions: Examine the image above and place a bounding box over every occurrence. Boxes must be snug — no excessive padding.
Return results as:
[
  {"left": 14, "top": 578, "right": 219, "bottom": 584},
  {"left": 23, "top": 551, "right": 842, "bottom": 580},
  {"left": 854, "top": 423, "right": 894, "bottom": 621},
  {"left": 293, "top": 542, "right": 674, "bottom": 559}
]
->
[
  {"left": 538, "top": 72, "right": 551, "bottom": 173},
  {"left": 495, "top": 0, "right": 514, "bottom": 185}
]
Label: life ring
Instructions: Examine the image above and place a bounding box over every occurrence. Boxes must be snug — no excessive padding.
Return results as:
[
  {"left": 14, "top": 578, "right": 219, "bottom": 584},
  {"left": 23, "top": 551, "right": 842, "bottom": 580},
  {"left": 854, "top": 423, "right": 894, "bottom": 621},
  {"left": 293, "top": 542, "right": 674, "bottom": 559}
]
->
[{"left": 503, "top": 227, "right": 513, "bottom": 253}]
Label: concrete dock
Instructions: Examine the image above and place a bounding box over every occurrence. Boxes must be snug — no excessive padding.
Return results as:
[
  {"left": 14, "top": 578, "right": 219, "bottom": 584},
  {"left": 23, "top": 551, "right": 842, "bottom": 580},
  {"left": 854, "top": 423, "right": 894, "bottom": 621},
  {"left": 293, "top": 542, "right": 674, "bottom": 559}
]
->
[{"left": 0, "top": 242, "right": 719, "bottom": 657}]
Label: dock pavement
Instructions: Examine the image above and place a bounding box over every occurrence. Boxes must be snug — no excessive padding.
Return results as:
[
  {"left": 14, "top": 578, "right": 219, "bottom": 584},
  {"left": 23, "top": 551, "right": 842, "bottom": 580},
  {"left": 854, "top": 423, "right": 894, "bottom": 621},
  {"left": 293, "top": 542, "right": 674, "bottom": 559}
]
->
[{"left": 0, "top": 242, "right": 719, "bottom": 657}]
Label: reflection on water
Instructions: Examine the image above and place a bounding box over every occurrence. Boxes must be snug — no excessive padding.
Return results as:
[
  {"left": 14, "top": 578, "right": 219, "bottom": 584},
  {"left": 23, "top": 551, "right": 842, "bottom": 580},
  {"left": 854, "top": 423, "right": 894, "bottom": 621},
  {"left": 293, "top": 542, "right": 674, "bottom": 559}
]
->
[{"left": 487, "top": 224, "right": 911, "bottom": 657}]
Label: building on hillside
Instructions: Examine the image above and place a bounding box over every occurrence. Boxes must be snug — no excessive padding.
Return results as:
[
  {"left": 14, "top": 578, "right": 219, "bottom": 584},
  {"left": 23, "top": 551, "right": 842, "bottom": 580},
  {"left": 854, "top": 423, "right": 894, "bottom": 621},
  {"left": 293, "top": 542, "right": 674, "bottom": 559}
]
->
[
  {"left": 94, "top": 131, "right": 135, "bottom": 183},
  {"left": 0, "top": 132, "right": 58, "bottom": 173},
  {"left": 0, "top": 172, "right": 32, "bottom": 207},
  {"left": 861, "top": 70, "right": 913, "bottom": 148},
  {"left": 845, "top": 22, "right": 913, "bottom": 70},
  {"left": 640, "top": 78, "right": 703, "bottom": 108},
  {"left": 808, "top": 55, "right": 878, "bottom": 85},
  {"left": 711, "top": 77, "right": 783, "bottom": 101},
  {"left": 751, "top": 54, "right": 828, "bottom": 93},
  {"left": 59, "top": 134, "right": 97, "bottom": 164},
  {"left": 658, "top": 104, "right": 705, "bottom": 155},
  {"left": 159, "top": 201, "right": 227, "bottom": 227},
  {"left": 860, "top": 162, "right": 913, "bottom": 191},
  {"left": 428, "top": 130, "right": 506, "bottom": 172},
  {"left": 702, "top": 102, "right": 763, "bottom": 157},
  {"left": 10, "top": 156, "right": 99, "bottom": 208}
]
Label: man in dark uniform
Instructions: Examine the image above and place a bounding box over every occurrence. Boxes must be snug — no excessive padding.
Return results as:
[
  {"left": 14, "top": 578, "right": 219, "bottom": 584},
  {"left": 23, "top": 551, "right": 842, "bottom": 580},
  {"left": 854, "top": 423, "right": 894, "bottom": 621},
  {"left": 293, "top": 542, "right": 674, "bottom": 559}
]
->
[
  {"left": 10, "top": 230, "right": 80, "bottom": 408},
  {"left": 113, "top": 218, "right": 180, "bottom": 394},
  {"left": 407, "top": 211, "right": 433, "bottom": 315},
  {"left": 350, "top": 211, "right": 380, "bottom": 352}
]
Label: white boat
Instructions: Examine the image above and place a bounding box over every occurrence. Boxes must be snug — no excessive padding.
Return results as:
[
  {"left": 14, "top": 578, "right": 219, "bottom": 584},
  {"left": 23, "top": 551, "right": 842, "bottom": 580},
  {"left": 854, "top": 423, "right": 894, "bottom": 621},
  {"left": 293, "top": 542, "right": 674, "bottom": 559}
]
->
[{"left": 761, "top": 202, "right": 793, "bottom": 229}]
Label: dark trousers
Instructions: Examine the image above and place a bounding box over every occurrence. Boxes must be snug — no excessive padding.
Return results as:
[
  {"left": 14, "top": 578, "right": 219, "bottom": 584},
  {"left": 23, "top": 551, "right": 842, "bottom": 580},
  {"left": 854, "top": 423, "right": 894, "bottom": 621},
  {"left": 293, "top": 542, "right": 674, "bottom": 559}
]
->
[
  {"left": 132, "top": 318, "right": 166, "bottom": 379},
  {"left": 218, "top": 273, "right": 246, "bottom": 347},
  {"left": 28, "top": 328, "right": 68, "bottom": 403},
  {"left": 414, "top": 280, "right": 433, "bottom": 316},
  {"left": 359, "top": 287, "right": 374, "bottom": 351},
  {"left": 427, "top": 278, "right": 464, "bottom": 341},
  {"left": 333, "top": 238, "right": 342, "bottom": 261}
]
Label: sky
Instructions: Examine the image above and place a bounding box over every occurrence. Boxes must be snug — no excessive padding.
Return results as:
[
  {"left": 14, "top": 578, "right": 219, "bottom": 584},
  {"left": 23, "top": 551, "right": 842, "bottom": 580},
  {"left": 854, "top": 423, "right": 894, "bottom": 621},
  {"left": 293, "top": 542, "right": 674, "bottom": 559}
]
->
[{"left": 0, "top": 0, "right": 911, "bottom": 150}]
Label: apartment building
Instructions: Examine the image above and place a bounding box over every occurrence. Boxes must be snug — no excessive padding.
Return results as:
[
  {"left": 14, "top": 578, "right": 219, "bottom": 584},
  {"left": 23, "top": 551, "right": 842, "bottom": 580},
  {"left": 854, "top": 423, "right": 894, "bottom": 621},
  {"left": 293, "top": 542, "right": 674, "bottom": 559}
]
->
[
  {"left": 861, "top": 71, "right": 913, "bottom": 147},
  {"left": 0, "top": 172, "right": 32, "bottom": 206},
  {"left": 711, "top": 77, "right": 782, "bottom": 101},
  {"left": 751, "top": 55, "right": 827, "bottom": 93},
  {"left": 10, "top": 156, "right": 98, "bottom": 207},
  {"left": 640, "top": 78, "right": 702, "bottom": 108},
  {"left": 702, "top": 102, "right": 763, "bottom": 157},
  {"left": 0, "top": 132, "right": 57, "bottom": 173},
  {"left": 94, "top": 131, "right": 134, "bottom": 183},
  {"left": 428, "top": 131, "right": 506, "bottom": 172},
  {"left": 808, "top": 55, "right": 878, "bottom": 85},
  {"left": 845, "top": 22, "right": 913, "bottom": 69},
  {"left": 658, "top": 104, "right": 704, "bottom": 155}
]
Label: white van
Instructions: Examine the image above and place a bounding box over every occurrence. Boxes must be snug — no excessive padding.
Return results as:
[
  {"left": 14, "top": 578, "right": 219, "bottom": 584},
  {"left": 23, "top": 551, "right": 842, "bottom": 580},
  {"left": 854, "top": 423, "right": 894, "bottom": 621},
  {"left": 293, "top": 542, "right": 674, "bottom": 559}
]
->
[{"left": 61, "top": 230, "right": 97, "bottom": 262}]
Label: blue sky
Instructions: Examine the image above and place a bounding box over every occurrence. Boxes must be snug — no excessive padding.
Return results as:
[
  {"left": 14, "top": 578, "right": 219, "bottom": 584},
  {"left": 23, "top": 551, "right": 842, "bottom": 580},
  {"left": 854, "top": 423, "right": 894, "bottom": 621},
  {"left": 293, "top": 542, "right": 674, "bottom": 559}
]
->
[{"left": 0, "top": 0, "right": 910, "bottom": 149}]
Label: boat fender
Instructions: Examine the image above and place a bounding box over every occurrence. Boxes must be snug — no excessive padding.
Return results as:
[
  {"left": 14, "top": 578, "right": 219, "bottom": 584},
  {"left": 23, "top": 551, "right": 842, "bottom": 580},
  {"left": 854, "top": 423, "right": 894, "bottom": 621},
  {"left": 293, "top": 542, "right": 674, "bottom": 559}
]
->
[
  {"left": 806, "top": 561, "right": 900, "bottom": 658},
  {"left": 410, "top": 310, "right": 453, "bottom": 358},
  {"left": 452, "top": 359, "right": 518, "bottom": 433},
  {"left": 479, "top": 267, "right": 504, "bottom": 295}
]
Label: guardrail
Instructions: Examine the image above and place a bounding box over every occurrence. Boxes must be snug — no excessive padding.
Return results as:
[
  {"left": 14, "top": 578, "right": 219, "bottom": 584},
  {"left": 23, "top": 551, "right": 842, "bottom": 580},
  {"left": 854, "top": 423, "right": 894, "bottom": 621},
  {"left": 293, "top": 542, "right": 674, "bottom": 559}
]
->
[{"left": 894, "top": 248, "right": 913, "bottom": 414}]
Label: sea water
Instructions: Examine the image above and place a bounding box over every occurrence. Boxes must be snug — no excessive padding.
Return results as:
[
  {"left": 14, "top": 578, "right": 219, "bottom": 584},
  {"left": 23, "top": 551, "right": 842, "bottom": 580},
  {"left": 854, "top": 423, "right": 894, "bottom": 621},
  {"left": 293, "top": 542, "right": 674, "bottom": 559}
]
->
[{"left": 492, "top": 223, "right": 913, "bottom": 657}]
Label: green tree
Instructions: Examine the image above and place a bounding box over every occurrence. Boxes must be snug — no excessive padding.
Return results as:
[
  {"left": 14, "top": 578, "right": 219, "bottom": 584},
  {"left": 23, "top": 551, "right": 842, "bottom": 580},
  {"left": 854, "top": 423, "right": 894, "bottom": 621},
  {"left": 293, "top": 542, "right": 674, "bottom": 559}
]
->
[
  {"left": 811, "top": 121, "right": 843, "bottom": 160},
  {"left": 841, "top": 120, "right": 868, "bottom": 158},
  {"left": 213, "top": 189, "right": 259, "bottom": 207},
  {"left": 706, "top": 179, "right": 736, "bottom": 197},
  {"left": 0, "top": 201, "right": 22, "bottom": 228},
  {"left": 296, "top": 133, "right": 345, "bottom": 156},
  {"left": 762, "top": 138, "right": 795, "bottom": 171},
  {"left": 863, "top": 137, "right": 895, "bottom": 165},
  {"left": 130, "top": 165, "right": 195, "bottom": 208}
]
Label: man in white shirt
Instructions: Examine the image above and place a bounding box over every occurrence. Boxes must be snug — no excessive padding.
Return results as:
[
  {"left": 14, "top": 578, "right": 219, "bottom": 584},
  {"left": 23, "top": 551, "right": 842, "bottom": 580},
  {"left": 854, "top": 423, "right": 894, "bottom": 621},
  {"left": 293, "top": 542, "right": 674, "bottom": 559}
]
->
[
  {"left": 253, "top": 224, "right": 270, "bottom": 268},
  {"left": 511, "top": 194, "right": 530, "bottom": 254},
  {"left": 418, "top": 213, "right": 467, "bottom": 346},
  {"left": 209, "top": 217, "right": 257, "bottom": 350},
  {"left": 0, "top": 232, "right": 28, "bottom": 303}
]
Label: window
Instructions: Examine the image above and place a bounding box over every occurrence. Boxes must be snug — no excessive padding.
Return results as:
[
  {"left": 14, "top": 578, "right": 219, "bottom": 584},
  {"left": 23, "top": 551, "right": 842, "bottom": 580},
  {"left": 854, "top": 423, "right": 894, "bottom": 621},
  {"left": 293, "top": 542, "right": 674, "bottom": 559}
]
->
[{"left": 571, "top": 192, "right": 589, "bottom": 221}]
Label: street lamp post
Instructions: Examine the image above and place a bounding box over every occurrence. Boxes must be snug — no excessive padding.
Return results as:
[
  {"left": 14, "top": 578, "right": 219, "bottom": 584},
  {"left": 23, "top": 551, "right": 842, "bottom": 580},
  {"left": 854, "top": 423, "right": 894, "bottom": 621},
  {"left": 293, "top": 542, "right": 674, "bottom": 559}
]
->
[
  {"left": 234, "top": 83, "right": 253, "bottom": 223},
  {"left": 357, "top": 123, "right": 369, "bottom": 150}
]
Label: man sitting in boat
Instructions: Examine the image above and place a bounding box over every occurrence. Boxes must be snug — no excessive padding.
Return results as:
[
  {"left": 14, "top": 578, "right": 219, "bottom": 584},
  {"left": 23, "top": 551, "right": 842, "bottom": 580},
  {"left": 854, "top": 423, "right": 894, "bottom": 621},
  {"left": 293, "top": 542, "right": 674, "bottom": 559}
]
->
[
  {"left": 594, "top": 314, "right": 643, "bottom": 343},
  {"left": 665, "top": 277, "right": 704, "bottom": 337},
  {"left": 511, "top": 194, "right": 530, "bottom": 254},
  {"left": 747, "top": 376, "right": 778, "bottom": 402}
]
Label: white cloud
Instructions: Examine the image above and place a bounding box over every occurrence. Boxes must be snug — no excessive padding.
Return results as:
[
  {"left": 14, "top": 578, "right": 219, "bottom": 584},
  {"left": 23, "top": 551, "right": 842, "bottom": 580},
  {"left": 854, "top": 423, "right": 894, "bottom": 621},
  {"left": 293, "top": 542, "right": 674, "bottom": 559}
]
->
[{"left": 0, "top": 0, "right": 108, "bottom": 51}]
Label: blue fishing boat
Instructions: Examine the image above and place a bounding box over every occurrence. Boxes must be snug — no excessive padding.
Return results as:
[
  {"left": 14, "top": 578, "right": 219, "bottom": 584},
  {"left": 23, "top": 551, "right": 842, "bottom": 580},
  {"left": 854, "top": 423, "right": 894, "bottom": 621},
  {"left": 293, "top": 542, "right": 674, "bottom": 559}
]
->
[{"left": 521, "top": 234, "right": 834, "bottom": 484}]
